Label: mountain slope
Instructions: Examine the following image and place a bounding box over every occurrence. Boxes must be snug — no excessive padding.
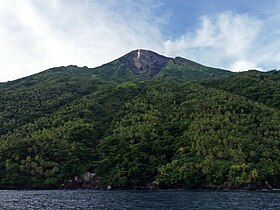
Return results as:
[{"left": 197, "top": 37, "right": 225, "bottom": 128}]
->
[
  {"left": 0, "top": 49, "right": 279, "bottom": 189},
  {"left": 202, "top": 70, "right": 280, "bottom": 110},
  {"left": 118, "top": 49, "right": 232, "bottom": 80},
  {"left": 96, "top": 82, "right": 280, "bottom": 188},
  {"left": 158, "top": 56, "right": 232, "bottom": 81},
  {"left": 119, "top": 49, "right": 171, "bottom": 78},
  {"left": 0, "top": 50, "right": 231, "bottom": 137},
  {"left": 0, "top": 81, "right": 279, "bottom": 189}
]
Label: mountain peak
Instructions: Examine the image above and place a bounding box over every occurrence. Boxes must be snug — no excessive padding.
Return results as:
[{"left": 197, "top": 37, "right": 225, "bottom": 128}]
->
[{"left": 119, "top": 49, "right": 171, "bottom": 78}]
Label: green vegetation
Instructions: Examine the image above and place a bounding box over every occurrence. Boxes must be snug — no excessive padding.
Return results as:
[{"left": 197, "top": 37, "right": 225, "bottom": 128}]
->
[
  {"left": 158, "top": 57, "right": 232, "bottom": 81},
  {"left": 0, "top": 53, "right": 279, "bottom": 189},
  {"left": 202, "top": 70, "right": 280, "bottom": 110},
  {"left": 96, "top": 82, "right": 280, "bottom": 188}
]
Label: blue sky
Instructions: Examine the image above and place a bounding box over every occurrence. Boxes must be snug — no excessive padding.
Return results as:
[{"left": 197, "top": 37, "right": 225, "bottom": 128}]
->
[
  {"left": 0, "top": 0, "right": 280, "bottom": 82},
  {"left": 161, "top": 0, "right": 279, "bottom": 37}
]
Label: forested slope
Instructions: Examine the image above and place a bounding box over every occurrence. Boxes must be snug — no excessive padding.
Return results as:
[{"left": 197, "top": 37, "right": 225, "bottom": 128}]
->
[
  {"left": 96, "top": 82, "right": 280, "bottom": 189},
  {"left": 0, "top": 50, "right": 279, "bottom": 189},
  {"left": 202, "top": 70, "right": 280, "bottom": 110}
]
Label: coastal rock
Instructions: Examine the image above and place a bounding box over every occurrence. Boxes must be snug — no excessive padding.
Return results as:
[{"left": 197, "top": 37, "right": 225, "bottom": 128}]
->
[
  {"left": 67, "top": 172, "right": 101, "bottom": 189},
  {"left": 147, "top": 183, "right": 159, "bottom": 191}
]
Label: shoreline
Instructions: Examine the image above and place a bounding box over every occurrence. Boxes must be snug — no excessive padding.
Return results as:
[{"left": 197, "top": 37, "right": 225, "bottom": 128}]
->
[{"left": 0, "top": 186, "right": 279, "bottom": 192}]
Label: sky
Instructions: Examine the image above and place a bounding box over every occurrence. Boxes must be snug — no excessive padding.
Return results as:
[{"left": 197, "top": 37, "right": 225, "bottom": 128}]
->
[{"left": 1, "top": 0, "right": 280, "bottom": 82}]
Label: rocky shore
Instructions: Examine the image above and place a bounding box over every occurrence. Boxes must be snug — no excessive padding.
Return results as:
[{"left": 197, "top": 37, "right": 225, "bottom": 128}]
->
[{"left": 0, "top": 172, "right": 276, "bottom": 191}]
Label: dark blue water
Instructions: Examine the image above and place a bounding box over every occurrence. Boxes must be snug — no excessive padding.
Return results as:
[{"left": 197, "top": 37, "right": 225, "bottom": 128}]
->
[{"left": 0, "top": 190, "right": 279, "bottom": 209}]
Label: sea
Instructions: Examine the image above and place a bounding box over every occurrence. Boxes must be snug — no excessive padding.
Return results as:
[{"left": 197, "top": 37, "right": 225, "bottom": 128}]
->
[{"left": 0, "top": 190, "right": 279, "bottom": 209}]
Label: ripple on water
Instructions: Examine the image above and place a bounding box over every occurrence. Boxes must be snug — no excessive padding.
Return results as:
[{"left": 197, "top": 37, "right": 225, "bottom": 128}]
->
[{"left": 0, "top": 190, "right": 279, "bottom": 210}]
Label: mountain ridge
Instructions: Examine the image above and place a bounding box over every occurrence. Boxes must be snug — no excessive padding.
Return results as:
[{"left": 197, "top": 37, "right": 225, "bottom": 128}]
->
[
  {"left": 1, "top": 49, "right": 232, "bottom": 84},
  {"left": 2, "top": 49, "right": 279, "bottom": 85}
]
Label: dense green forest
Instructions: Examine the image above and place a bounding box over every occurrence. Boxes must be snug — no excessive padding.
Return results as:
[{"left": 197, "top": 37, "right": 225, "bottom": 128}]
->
[
  {"left": 0, "top": 50, "right": 279, "bottom": 189},
  {"left": 202, "top": 70, "right": 280, "bottom": 110}
]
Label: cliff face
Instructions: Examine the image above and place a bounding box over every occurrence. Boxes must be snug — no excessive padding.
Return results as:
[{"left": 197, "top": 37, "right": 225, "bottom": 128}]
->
[{"left": 119, "top": 49, "right": 171, "bottom": 78}]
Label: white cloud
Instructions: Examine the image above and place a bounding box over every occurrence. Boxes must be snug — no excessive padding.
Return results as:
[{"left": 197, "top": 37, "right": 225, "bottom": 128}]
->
[
  {"left": 0, "top": 0, "right": 166, "bottom": 82},
  {"left": 1, "top": 1, "right": 280, "bottom": 82},
  {"left": 164, "top": 11, "right": 264, "bottom": 72},
  {"left": 230, "top": 60, "right": 263, "bottom": 72}
]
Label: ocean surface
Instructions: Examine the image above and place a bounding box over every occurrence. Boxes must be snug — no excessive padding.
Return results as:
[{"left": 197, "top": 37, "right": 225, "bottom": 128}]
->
[{"left": 0, "top": 190, "right": 279, "bottom": 209}]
